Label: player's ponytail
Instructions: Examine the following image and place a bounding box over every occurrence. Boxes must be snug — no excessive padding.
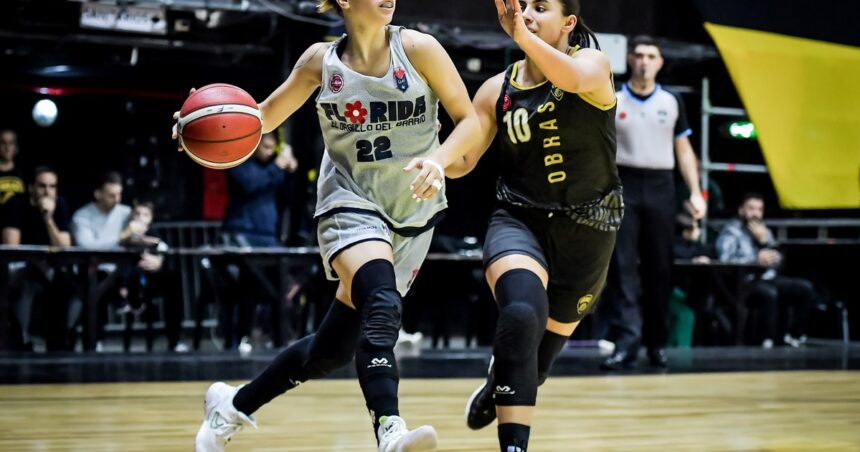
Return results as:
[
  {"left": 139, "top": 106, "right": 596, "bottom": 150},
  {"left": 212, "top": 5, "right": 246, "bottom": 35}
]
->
[{"left": 561, "top": 0, "right": 601, "bottom": 50}]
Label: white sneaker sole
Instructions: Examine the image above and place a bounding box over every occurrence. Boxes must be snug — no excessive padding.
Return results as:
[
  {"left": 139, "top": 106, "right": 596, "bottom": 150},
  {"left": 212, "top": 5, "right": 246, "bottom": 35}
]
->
[{"left": 398, "top": 425, "right": 437, "bottom": 452}]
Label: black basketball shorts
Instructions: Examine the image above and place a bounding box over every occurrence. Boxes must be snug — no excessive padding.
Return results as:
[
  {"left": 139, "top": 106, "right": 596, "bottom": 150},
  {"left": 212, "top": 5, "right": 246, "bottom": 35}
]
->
[{"left": 483, "top": 205, "right": 617, "bottom": 323}]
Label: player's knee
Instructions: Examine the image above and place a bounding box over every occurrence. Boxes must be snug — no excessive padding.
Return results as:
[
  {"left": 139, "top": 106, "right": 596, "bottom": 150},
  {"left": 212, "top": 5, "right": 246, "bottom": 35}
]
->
[
  {"left": 495, "top": 303, "right": 542, "bottom": 362},
  {"left": 351, "top": 259, "right": 402, "bottom": 350},
  {"left": 360, "top": 288, "right": 401, "bottom": 349}
]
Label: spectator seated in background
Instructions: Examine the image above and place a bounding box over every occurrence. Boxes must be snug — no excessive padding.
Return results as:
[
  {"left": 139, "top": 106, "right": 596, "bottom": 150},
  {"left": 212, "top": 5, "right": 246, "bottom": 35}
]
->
[
  {"left": 70, "top": 170, "right": 132, "bottom": 351},
  {"left": 0, "top": 128, "right": 25, "bottom": 220},
  {"left": 116, "top": 199, "right": 185, "bottom": 352},
  {"left": 2, "top": 166, "right": 78, "bottom": 351},
  {"left": 670, "top": 210, "right": 721, "bottom": 346},
  {"left": 716, "top": 192, "right": 815, "bottom": 348},
  {"left": 71, "top": 171, "right": 131, "bottom": 249}
]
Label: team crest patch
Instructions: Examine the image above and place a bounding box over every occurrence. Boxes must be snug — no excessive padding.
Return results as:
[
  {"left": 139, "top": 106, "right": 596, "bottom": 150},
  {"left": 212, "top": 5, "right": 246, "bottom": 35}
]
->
[
  {"left": 502, "top": 94, "right": 512, "bottom": 111},
  {"left": 329, "top": 73, "right": 344, "bottom": 93},
  {"left": 551, "top": 86, "right": 564, "bottom": 101},
  {"left": 393, "top": 67, "right": 409, "bottom": 92},
  {"left": 576, "top": 294, "right": 594, "bottom": 315}
]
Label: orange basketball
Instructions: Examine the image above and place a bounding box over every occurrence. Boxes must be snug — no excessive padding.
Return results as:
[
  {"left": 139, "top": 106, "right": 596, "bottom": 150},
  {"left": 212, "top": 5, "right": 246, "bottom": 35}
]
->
[{"left": 177, "top": 83, "right": 262, "bottom": 169}]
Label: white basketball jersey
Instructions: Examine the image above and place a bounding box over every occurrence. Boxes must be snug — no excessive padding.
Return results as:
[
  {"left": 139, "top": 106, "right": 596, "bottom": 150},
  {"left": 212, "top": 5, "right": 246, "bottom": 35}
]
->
[{"left": 314, "top": 26, "right": 445, "bottom": 232}]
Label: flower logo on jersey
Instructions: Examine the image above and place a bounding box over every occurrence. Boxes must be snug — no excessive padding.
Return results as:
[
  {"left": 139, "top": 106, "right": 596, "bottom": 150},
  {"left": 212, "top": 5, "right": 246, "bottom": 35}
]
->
[
  {"left": 551, "top": 86, "right": 565, "bottom": 101},
  {"left": 393, "top": 67, "right": 409, "bottom": 92},
  {"left": 345, "top": 101, "right": 367, "bottom": 124},
  {"left": 329, "top": 73, "right": 344, "bottom": 93},
  {"left": 502, "top": 95, "right": 512, "bottom": 111}
]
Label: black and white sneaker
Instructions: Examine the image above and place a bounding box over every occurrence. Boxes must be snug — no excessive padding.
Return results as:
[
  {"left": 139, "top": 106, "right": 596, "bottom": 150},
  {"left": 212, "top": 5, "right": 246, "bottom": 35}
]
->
[{"left": 464, "top": 356, "right": 496, "bottom": 430}]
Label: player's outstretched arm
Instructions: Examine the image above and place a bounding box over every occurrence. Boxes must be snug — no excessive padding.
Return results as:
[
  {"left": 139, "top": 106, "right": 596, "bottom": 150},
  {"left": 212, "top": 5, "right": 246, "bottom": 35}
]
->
[
  {"left": 496, "top": 0, "right": 610, "bottom": 95},
  {"left": 258, "top": 42, "right": 327, "bottom": 133},
  {"left": 446, "top": 72, "right": 504, "bottom": 179},
  {"left": 401, "top": 30, "right": 481, "bottom": 199}
]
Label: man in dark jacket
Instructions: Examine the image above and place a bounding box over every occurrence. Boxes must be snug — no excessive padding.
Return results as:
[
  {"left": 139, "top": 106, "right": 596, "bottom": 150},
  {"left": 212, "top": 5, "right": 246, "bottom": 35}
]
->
[
  {"left": 216, "top": 133, "right": 296, "bottom": 350},
  {"left": 221, "top": 133, "right": 296, "bottom": 247}
]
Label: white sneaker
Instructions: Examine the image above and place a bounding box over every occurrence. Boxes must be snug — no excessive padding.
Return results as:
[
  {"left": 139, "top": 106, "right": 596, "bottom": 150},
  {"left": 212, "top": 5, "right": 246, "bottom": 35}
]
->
[
  {"left": 195, "top": 382, "right": 257, "bottom": 452},
  {"left": 377, "top": 415, "right": 437, "bottom": 452}
]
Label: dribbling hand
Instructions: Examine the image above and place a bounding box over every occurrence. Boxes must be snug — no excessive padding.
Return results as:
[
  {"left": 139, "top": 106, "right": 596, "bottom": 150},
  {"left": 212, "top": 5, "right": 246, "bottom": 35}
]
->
[
  {"left": 171, "top": 87, "right": 197, "bottom": 151},
  {"left": 404, "top": 158, "right": 444, "bottom": 202}
]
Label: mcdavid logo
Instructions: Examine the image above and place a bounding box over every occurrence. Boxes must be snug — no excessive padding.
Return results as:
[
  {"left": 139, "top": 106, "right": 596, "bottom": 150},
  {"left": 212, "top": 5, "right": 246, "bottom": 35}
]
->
[
  {"left": 368, "top": 357, "right": 392, "bottom": 368},
  {"left": 495, "top": 385, "right": 516, "bottom": 395}
]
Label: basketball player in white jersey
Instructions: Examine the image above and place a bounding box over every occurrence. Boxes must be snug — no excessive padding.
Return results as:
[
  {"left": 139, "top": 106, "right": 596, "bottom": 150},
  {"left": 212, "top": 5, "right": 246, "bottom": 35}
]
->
[{"left": 184, "top": 1, "right": 480, "bottom": 451}]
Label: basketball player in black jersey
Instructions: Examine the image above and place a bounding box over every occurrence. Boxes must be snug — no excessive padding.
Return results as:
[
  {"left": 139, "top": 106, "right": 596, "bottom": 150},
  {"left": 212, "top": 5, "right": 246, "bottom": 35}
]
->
[{"left": 447, "top": 0, "right": 622, "bottom": 450}]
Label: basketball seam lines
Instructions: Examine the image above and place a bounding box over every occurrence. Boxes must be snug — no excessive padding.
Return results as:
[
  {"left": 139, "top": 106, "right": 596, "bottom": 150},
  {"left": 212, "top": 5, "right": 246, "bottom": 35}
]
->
[
  {"left": 177, "top": 104, "right": 262, "bottom": 131},
  {"left": 182, "top": 125, "right": 263, "bottom": 143}
]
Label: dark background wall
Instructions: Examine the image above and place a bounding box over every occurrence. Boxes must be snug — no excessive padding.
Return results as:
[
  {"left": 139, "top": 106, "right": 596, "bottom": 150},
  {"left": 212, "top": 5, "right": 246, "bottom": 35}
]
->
[{"left": 1, "top": 0, "right": 856, "bottom": 337}]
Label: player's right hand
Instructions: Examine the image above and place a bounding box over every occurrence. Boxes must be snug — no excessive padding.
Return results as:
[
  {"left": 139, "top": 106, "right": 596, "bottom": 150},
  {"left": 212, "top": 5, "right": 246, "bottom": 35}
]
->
[
  {"left": 495, "top": 0, "right": 529, "bottom": 44},
  {"left": 172, "top": 88, "right": 197, "bottom": 148}
]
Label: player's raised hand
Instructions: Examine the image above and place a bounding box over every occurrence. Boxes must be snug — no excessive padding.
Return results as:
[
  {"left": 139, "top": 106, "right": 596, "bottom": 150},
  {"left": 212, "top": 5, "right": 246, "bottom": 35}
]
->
[
  {"left": 495, "top": 0, "right": 529, "bottom": 44},
  {"left": 171, "top": 87, "right": 197, "bottom": 148},
  {"left": 404, "top": 158, "right": 445, "bottom": 202}
]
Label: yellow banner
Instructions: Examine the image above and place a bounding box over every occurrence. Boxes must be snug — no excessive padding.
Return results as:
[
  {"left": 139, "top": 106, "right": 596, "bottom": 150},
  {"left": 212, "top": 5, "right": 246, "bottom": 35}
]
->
[{"left": 705, "top": 23, "right": 860, "bottom": 208}]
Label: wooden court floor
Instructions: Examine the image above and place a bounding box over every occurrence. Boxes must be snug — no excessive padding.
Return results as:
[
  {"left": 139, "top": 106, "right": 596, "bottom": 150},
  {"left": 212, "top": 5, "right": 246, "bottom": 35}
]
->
[{"left": 1, "top": 371, "right": 858, "bottom": 451}]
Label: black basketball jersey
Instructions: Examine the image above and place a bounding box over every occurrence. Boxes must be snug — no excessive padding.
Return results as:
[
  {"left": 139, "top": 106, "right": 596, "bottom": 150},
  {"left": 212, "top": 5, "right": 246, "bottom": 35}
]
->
[{"left": 494, "top": 55, "right": 623, "bottom": 230}]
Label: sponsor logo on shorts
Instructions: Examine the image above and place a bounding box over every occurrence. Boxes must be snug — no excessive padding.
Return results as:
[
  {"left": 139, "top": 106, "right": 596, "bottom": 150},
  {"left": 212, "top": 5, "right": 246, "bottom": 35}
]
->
[
  {"left": 577, "top": 294, "right": 594, "bottom": 315},
  {"left": 495, "top": 385, "right": 516, "bottom": 395}
]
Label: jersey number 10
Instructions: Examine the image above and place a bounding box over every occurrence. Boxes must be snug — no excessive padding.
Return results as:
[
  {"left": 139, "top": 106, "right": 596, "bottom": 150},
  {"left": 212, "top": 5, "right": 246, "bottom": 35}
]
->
[{"left": 502, "top": 109, "right": 532, "bottom": 144}]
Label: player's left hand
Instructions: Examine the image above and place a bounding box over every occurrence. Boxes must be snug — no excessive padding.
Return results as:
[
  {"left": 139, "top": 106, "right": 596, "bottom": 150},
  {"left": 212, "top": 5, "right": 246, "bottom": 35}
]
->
[
  {"left": 404, "top": 158, "right": 445, "bottom": 202},
  {"left": 495, "top": 0, "right": 530, "bottom": 44}
]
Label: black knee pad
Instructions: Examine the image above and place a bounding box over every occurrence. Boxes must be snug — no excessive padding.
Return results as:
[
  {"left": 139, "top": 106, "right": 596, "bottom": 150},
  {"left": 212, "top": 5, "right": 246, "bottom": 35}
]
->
[
  {"left": 493, "top": 302, "right": 541, "bottom": 406},
  {"left": 352, "top": 259, "right": 402, "bottom": 350},
  {"left": 495, "top": 303, "right": 542, "bottom": 362},
  {"left": 492, "top": 270, "right": 549, "bottom": 407},
  {"left": 493, "top": 269, "right": 549, "bottom": 355}
]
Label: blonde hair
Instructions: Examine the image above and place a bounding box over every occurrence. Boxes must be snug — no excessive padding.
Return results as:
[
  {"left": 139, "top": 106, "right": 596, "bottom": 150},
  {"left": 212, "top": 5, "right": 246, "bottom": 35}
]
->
[{"left": 317, "top": 0, "right": 341, "bottom": 14}]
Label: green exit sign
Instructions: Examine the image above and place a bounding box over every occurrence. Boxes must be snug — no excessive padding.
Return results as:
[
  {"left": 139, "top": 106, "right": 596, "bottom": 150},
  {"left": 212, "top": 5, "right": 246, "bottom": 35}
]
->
[{"left": 728, "top": 121, "right": 757, "bottom": 139}]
